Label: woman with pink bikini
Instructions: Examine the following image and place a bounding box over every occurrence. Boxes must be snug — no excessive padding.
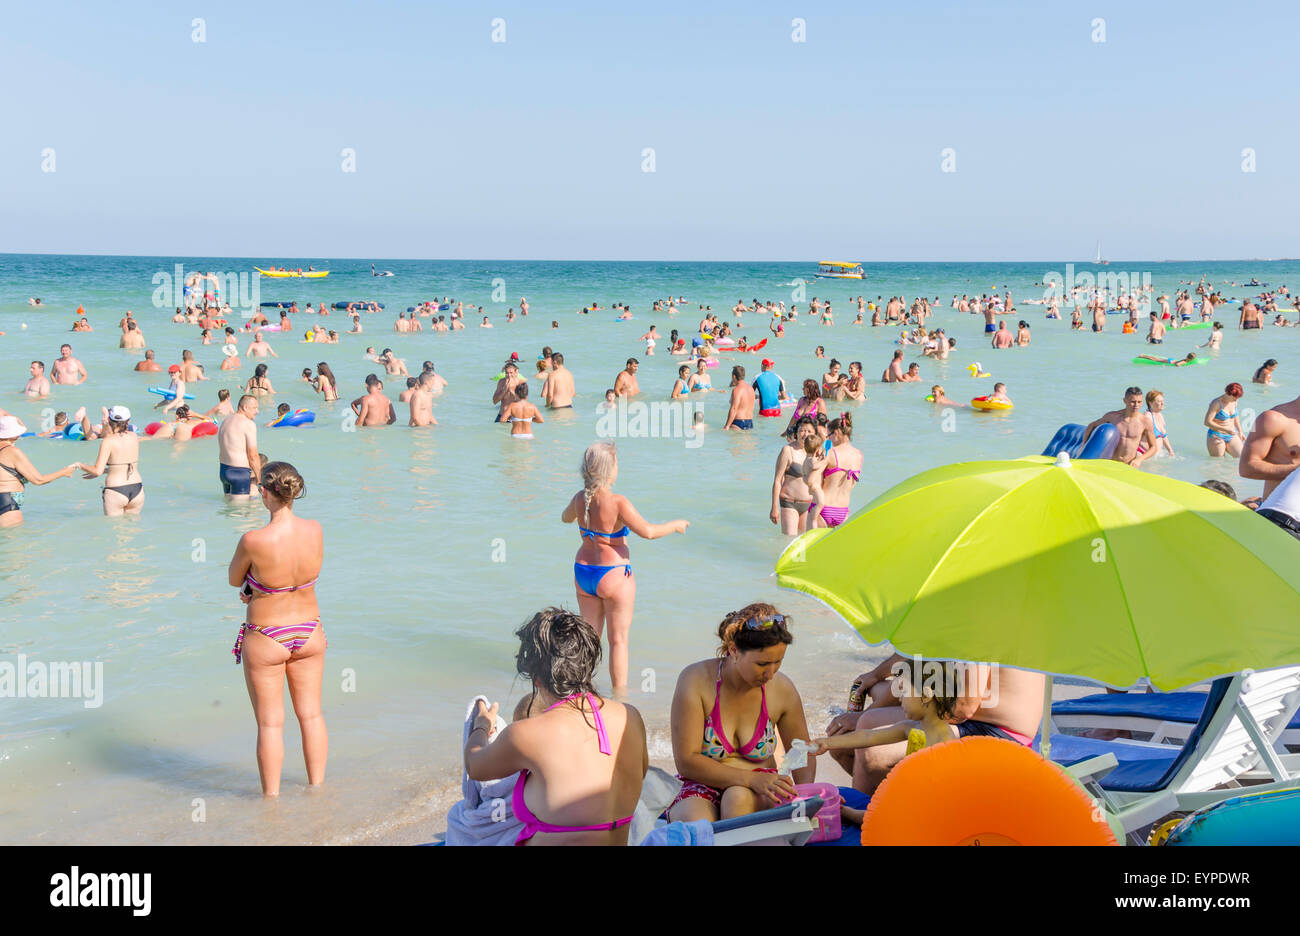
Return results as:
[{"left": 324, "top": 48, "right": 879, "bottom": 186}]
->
[
  {"left": 806, "top": 412, "right": 862, "bottom": 528},
  {"left": 465, "top": 607, "right": 647, "bottom": 845}
]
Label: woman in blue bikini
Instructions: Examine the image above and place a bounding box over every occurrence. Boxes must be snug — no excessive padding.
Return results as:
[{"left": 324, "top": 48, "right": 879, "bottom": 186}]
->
[
  {"left": 562, "top": 441, "right": 689, "bottom": 695},
  {"left": 1204, "top": 382, "right": 1245, "bottom": 458}
]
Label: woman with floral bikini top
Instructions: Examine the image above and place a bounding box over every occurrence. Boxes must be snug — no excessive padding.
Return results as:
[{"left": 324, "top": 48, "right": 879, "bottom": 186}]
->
[{"left": 668, "top": 603, "right": 813, "bottom": 823}]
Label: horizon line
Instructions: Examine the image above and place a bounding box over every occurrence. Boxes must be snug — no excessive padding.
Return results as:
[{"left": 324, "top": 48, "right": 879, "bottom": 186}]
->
[{"left": 1, "top": 251, "right": 1297, "bottom": 265}]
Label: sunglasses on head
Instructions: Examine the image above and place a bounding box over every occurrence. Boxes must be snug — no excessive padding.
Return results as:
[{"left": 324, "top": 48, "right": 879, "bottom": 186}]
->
[{"left": 743, "top": 613, "right": 785, "bottom": 630}]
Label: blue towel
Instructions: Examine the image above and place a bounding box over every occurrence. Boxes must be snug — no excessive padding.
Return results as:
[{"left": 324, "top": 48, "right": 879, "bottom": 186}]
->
[{"left": 639, "top": 820, "right": 714, "bottom": 846}]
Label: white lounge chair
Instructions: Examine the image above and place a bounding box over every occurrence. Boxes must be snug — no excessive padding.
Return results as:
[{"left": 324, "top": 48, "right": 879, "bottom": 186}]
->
[{"left": 1044, "top": 668, "right": 1300, "bottom": 843}]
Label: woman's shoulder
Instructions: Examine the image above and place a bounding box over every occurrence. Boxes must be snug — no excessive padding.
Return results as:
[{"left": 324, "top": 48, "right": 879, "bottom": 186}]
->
[{"left": 675, "top": 658, "right": 719, "bottom": 694}]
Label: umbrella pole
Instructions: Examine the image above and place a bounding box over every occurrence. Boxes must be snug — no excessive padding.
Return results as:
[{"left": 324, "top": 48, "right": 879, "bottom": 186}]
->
[{"left": 1040, "top": 674, "right": 1054, "bottom": 760}]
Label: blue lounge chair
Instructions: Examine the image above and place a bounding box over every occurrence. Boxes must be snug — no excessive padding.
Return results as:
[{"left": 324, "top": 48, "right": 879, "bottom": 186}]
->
[
  {"left": 1053, "top": 687, "right": 1300, "bottom": 751},
  {"left": 1044, "top": 668, "right": 1300, "bottom": 842}
]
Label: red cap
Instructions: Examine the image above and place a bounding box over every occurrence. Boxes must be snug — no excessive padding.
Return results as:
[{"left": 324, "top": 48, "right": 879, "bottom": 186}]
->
[
  {"left": 168, "top": 364, "right": 181, "bottom": 373},
  {"left": 510, "top": 352, "right": 520, "bottom": 360},
  {"left": 762, "top": 358, "right": 774, "bottom": 367}
]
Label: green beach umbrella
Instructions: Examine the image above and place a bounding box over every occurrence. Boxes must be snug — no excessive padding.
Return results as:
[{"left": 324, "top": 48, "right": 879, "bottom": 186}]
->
[{"left": 775, "top": 453, "right": 1300, "bottom": 693}]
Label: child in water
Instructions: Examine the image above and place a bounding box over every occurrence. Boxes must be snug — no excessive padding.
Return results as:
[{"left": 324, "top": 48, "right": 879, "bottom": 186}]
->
[{"left": 808, "top": 658, "right": 961, "bottom": 825}]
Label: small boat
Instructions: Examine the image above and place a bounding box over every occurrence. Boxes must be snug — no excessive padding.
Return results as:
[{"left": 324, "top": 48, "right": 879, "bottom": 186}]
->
[
  {"left": 815, "top": 261, "right": 865, "bottom": 280},
  {"left": 255, "top": 267, "right": 330, "bottom": 279},
  {"left": 1094, "top": 241, "right": 1109, "bottom": 266}
]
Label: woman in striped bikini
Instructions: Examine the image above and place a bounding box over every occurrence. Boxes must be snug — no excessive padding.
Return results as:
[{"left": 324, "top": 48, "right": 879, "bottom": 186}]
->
[{"left": 228, "top": 461, "right": 327, "bottom": 796}]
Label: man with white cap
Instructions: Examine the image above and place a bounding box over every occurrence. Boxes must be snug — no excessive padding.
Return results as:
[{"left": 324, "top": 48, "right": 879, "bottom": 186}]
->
[{"left": 0, "top": 414, "right": 80, "bottom": 527}]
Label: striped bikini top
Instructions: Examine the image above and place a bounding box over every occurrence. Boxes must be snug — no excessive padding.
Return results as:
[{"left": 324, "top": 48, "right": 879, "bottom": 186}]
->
[{"left": 701, "top": 660, "right": 779, "bottom": 763}]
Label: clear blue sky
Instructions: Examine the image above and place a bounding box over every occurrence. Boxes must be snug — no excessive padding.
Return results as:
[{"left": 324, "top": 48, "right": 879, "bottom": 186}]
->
[{"left": 3, "top": 0, "right": 1297, "bottom": 261}]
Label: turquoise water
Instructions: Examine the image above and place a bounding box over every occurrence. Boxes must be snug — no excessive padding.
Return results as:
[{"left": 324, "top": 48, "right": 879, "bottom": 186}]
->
[{"left": 1, "top": 255, "right": 1296, "bottom": 843}]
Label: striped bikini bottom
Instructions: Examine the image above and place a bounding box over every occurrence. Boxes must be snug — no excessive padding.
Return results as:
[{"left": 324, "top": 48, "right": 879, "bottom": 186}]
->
[{"left": 232, "top": 620, "right": 322, "bottom": 664}]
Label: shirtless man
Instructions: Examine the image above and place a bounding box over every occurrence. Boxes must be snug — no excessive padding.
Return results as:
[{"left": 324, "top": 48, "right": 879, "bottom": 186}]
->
[
  {"left": 542, "top": 352, "right": 575, "bottom": 408},
  {"left": 24, "top": 361, "right": 51, "bottom": 398},
  {"left": 245, "top": 332, "right": 278, "bottom": 358},
  {"left": 614, "top": 358, "right": 640, "bottom": 398},
  {"left": 380, "top": 349, "right": 408, "bottom": 377},
  {"left": 1091, "top": 297, "right": 1106, "bottom": 333},
  {"left": 51, "top": 345, "right": 87, "bottom": 385},
  {"left": 1239, "top": 394, "right": 1300, "bottom": 497},
  {"left": 1158, "top": 294, "right": 1171, "bottom": 321},
  {"left": 881, "top": 349, "right": 907, "bottom": 383},
  {"left": 1240, "top": 298, "right": 1262, "bottom": 330},
  {"left": 351, "top": 374, "right": 397, "bottom": 426},
  {"left": 493, "top": 362, "right": 523, "bottom": 421},
  {"left": 1147, "top": 312, "right": 1166, "bottom": 344},
  {"left": 134, "top": 350, "right": 163, "bottom": 372},
  {"left": 120, "top": 321, "right": 146, "bottom": 349},
  {"left": 823, "top": 654, "right": 1046, "bottom": 794},
  {"left": 1084, "top": 387, "right": 1156, "bottom": 467},
  {"left": 216, "top": 395, "right": 261, "bottom": 500},
  {"left": 179, "top": 350, "right": 206, "bottom": 383},
  {"left": 990, "top": 321, "right": 1014, "bottom": 349},
  {"left": 982, "top": 303, "right": 997, "bottom": 334},
  {"left": 408, "top": 371, "right": 439, "bottom": 427},
  {"left": 722, "top": 365, "right": 756, "bottom": 430}
]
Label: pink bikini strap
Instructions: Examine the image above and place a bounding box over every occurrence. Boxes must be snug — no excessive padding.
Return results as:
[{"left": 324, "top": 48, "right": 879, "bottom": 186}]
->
[{"left": 547, "top": 692, "right": 611, "bottom": 756}]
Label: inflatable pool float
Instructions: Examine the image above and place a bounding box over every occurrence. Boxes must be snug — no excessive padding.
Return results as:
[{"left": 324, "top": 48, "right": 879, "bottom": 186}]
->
[
  {"left": 259, "top": 301, "right": 296, "bottom": 308},
  {"left": 257, "top": 324, "right": 282, "bottom": 332},
  {"left": 714, "top": 337, "right": 736, "bottom": 348},
  {"left": 1042, "top": 423, "right": 1119, "bottom": 459},
  {"left": 332, "top": 301, "right": 385, "bottom": 310},
  {"left": 860, "top": 737, "right": 1118, "bottom": 846},
  {"left": 1132, "top": 356, "right": 1207, "bottom": 366},
  {"left": 967, "top": 363, "right": 990, "bottom": 378},
  {"left": 1162, "top": 788, "right": 1300, "bottom": 845},
  {"left": 269, "top": 409, "right": 315, "bottom": 428},
  {"left": 925, "top": 394, "right": 935, "bottom": 402},
  {"left": 1178, "top": 322, "right": 1212, "bottom": 330},
  {"left": 191, "top": 421, "right": 218, "bottom": 437},
  {"left": 148, "top": 386, "right": 195, "bottom": 400},
  {"left": 970, "top": 396, "right": 1012, "bottom": 412}
]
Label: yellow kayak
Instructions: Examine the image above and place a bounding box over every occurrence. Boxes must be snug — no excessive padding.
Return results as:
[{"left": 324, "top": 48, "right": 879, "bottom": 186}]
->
[{"left": 254, "top": 268, "right": 330, "bottom": 278}]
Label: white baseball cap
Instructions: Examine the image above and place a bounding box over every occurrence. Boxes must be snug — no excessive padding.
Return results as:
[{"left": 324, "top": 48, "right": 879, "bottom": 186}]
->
[
  {"left": 107, "top": 405, "right": 131, "bottom": 422},
  {"left": 0, "top": 415, "right": 27, "bottom": 439}
]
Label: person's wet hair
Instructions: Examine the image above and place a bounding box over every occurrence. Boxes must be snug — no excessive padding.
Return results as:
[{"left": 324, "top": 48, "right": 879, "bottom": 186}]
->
[
  {"left": 1200, "top": 479, "right": 1238, "bottom": 501},
  {"left": 1225, "top": 382, "right": 1244, "bottom": 398},
  {"left": 717, "top": 602, "right": 793, "bottom": 655},
  {"left": 515, "top": 606, "right": 602, "bottom": 707}
]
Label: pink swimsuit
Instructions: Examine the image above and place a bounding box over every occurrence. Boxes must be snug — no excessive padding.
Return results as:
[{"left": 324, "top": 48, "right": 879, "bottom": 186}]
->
[{"left": 512, "top": 693, "right": 632, "bottom": 845}]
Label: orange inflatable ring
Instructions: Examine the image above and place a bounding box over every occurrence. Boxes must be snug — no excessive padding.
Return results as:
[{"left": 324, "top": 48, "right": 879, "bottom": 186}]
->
[{"left": 860, "top": 737, "right": 1117, "bottom": 845}]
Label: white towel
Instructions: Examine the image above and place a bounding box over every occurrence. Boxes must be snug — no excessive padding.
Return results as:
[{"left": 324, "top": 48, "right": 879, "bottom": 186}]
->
[{"left": 445, "top": 695, "right": 522, "bottom": 846}]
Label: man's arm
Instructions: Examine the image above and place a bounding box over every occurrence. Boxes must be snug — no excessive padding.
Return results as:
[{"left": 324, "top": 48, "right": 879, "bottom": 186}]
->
[
  {"left": 1240, "top": 411, "right": 1300, "bottom": 480},
  {"left": 350, "top": 396, "right": 364, "bottom": 416}
]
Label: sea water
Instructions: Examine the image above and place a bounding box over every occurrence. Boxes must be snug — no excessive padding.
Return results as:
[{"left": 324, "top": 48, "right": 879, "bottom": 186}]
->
[{"left": 0, "top": 255, "right": 1295, "bottom": 843}]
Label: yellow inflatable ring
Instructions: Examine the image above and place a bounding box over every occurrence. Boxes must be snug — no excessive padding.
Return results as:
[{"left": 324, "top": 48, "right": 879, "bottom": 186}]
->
[
  {"left": 970, "top": 395, "right": 1013, "bottom": 411},
  {"left": 860, "top": 737, "right": 1118, "bottom": 845},
  {"left": 967, "top": 363, "right": 991, "bottom": 378}
]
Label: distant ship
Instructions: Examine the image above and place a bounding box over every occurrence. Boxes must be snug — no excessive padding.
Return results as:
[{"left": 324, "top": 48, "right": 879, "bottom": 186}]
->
[{"left": 1095, "top": 241, "right": 1109, "bottom": 266}]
